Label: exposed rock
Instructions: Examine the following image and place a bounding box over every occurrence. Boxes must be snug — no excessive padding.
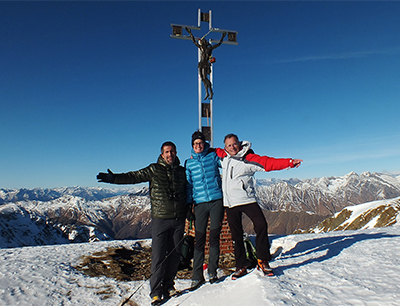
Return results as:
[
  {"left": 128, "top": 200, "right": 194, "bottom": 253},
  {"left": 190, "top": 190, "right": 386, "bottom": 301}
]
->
[
  {"left": 74, "top": 246, "right": 236, "bottom": 281},
  {"left": 296, "top": 197, "right": 400, "bottom": 234}
]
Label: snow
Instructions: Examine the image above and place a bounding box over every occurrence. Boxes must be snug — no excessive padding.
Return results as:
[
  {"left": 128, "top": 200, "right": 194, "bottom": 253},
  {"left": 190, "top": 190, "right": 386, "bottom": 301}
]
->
[
  {"left": 339, "top": 197, "right": 400, "bottom": 228},
  {"left": 1, "top": 226, "right": 400, "bottom": 306}
]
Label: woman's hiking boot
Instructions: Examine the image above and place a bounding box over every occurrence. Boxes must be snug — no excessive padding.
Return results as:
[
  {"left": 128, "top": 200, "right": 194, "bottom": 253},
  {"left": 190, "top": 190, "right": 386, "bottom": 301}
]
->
[
  {"left": 189, "top": 278, "right": 205, "bottom": 291},
  {"left": 231, "top": 267, "right": 247, "bottom": 280}
]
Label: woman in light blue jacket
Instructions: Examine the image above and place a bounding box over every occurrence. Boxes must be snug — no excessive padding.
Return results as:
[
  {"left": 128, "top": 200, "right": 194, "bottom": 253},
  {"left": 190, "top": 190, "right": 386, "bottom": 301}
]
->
[{"left": 185, "top": 131, "right": 224, "bottom": 290}]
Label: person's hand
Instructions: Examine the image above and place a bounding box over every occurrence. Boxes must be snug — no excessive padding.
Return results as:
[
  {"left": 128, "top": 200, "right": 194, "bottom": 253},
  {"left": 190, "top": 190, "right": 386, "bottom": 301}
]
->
[
  {"left": 186, "top": 204, "right": 195, "bottom": 222},
  {"left": 292, "top": 159, "right": 303, "bottom": 168},
  {"left": 97, "top": 169, "right": 115, "bottom": 183},
  {"left": 186, "top": 27, "right": 192, "bottom": 34}
]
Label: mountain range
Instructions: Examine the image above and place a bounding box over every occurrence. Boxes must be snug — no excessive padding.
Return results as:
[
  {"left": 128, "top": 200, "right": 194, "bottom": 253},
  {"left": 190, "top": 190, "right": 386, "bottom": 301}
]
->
[
  {"left": 0, "top": 186, "right": 139, "bottom": 204},
  {"left": 256, "top": 171, "right": 400, "bottom": 215},
  {"left": 1, "top": 171, "right": 400, "bottom": 248}
]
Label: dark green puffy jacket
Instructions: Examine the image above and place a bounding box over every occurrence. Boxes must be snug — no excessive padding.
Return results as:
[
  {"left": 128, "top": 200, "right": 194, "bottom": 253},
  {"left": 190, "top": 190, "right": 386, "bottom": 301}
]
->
[{"left": 113, "top": 155, "right": 187, "bottom": 219}]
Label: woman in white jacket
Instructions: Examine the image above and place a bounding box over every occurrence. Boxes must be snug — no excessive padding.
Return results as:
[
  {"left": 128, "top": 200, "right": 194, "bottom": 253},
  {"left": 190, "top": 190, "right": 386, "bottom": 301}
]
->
[{"left": 214, "top": 134, "right": 302, "bottom": 279}]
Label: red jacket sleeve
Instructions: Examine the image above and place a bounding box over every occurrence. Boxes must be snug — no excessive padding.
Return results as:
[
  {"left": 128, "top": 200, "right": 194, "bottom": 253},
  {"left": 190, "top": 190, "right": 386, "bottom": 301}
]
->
[
  {"left": 209, "top": 147, "right": 227, "bottom": 158},
  {"left": 244, "top": 153, "right": 294, "bottom": 172},
  {"left": 209, "top": 147, "right": 293, "bottom": 171}
]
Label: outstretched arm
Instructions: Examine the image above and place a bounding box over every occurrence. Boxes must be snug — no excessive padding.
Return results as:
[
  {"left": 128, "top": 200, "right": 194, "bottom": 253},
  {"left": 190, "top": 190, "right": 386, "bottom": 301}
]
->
[
  {"left": 211, "top": 32, "right": 227, "bottom": 50},
  {"left": 186, "top": 27, "right": 200, "bottom": 48},
  {"left": 245, "top": 154, "right": 302, "bottom": 172},
  {"left": 97, "top": 166, "right": 152, "bottom": 185},
  {"left": 210, "top": 147, "right": 226, "bottom": 158},
  {"left": 210, "top": 146, "right": 302, "bottom": 171}
]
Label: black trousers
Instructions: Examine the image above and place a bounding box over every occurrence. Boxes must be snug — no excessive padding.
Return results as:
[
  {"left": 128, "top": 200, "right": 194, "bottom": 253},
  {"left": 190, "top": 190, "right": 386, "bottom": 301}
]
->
[
  {"left": 226, "top": 202, "right": 271, "bottom": 268},
  {"left": 150, "top": 217, "right": 185, "bottom": 298},
  {"left": 192, "top": 199, "right": 224, "bottom": 280}
]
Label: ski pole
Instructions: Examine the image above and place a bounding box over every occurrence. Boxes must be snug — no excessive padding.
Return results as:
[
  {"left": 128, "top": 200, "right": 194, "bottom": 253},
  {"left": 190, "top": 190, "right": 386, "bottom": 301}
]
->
[{"left": 119, "top": 221, "right": 192, "bottom": 305}]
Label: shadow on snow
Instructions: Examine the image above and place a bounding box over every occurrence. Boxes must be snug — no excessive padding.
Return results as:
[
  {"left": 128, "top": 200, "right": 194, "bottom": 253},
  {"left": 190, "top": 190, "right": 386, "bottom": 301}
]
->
[{"left": 271, "top": 232, "right": 399, "bottom": 276}]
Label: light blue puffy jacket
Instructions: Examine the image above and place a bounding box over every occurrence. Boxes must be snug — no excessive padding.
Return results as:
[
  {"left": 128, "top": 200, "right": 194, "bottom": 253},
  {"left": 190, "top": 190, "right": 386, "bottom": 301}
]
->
[{"left": 185, "top": 142, "right": 223, "bottom": 204}]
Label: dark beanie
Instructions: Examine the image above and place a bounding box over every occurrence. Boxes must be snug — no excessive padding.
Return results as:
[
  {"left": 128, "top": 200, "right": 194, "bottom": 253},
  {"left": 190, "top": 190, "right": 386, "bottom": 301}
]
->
[{"left": 191, "top": 131, "right": 206, "bottom": 146}]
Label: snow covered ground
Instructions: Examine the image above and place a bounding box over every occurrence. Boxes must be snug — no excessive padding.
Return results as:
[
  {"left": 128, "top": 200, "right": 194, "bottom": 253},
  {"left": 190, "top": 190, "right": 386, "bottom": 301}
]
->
[{"left": 1, "top": 226, "right": 399, "bottom": 306}]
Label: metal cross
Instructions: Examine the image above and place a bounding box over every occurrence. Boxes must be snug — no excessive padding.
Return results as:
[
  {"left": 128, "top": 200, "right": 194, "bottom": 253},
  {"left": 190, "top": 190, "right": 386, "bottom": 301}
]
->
[{"left": 170, "top": 9, "right": 238, "bottom": 146}]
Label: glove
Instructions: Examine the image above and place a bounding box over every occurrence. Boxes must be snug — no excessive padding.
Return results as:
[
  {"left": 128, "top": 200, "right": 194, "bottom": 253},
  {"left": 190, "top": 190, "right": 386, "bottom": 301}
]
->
[
  {"left": 96, "top": 169, "right": 115, "bottom": 183},
  {"left": 186, "top": 204, "right": 195, "bottom": 222}
]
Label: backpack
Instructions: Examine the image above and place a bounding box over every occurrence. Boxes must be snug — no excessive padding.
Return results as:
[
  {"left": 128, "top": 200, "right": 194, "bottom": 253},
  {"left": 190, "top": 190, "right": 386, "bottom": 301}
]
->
[
  {"left": 244, "top": 236, "right": 258, "bottom": 269},
  {"left": 178, "top": 234, "right": 195, "bottom": 270}
]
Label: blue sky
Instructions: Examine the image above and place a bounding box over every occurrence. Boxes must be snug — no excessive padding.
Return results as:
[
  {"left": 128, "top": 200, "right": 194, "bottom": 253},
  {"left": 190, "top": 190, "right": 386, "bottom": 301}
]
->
[{"left": 1, "top": 1, "right": 400, "bottom": 189}]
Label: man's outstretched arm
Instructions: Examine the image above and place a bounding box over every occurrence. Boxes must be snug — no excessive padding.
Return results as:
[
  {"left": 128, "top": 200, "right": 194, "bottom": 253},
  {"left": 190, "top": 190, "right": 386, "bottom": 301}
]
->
[{"left": 245, "top": 154, "right": 302, "bottom": 171}]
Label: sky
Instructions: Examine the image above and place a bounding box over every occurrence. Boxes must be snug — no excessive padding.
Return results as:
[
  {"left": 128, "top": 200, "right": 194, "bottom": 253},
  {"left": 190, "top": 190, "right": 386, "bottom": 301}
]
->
[{"left": 1, "top": 1, "right": 400, "bottom": 189}]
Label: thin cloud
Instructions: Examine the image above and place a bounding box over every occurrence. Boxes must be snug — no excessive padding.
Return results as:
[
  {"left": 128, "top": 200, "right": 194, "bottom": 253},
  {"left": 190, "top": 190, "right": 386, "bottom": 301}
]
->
[
  {"left": 274, "top": 47, "right": 400, "bottom": 64},
  {"left": 309, "top": 148, "right": 400, "bottom": 166},
  {"left": 300, "top": 133, "right": 400, "bottom": 166},
  {"left": 382, "top": 170, "right": 400, "bottom": 176}
]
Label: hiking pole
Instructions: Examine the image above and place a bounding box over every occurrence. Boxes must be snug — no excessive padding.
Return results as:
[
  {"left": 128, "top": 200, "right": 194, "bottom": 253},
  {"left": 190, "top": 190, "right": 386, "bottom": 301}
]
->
[
  {"left": 119, "top": 281, "right": 144, "bottom": 306},
  {"left": 119, "top": 220, "right": 193, "bottom": 306},
  {"left": 118, "top": 239, "right": 184, "bottom": 306}
]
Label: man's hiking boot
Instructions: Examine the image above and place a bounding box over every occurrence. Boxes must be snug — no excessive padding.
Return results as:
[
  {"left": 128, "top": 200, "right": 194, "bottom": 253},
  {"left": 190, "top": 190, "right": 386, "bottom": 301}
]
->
[
  {"left": 151, "top": 295, "right": 162, "bottom": 305},
  {"left": 257, "top": 259, "right": 274, "bottom": 276},
  {"left": 209, "top": 274, "right": 218, "bottom": 284},
  {"left": 231, "top": 267, "right": 247, "bottom": 280},
  {"left": 166, "top": 287, "right": 178, "bottom": 298},
  {"left": 189, "top": 278, "right": 205, "bottom": 291}
]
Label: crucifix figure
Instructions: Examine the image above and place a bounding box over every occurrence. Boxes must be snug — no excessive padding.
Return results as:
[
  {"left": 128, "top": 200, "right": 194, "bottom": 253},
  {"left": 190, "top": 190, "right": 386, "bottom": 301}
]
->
[{"left": 186, "top": 27, "right": 226, "bottom": 100}]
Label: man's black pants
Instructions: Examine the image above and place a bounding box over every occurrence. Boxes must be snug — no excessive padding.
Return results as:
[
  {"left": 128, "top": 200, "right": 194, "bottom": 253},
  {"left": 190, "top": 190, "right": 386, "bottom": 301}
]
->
[
  {"left": 150, "top": 217, "right": 185, "bottom": 298},
  {"left": 226, "top": 202, "right": 271, "bottom": 268}
]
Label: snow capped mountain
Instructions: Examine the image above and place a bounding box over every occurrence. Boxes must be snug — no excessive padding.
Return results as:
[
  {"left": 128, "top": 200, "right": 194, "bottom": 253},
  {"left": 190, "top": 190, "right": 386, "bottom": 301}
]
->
[
  {"left": 0, "top": 186, "right": 141, "bottom": 204},
  {"left": 0, "top": 203, "right": 69, "bottom": 248},
  {"left": 255, "top": 177, "right": 302, "bottom": 187},
  {"left": 256, "top": 171, "right": 400, "bottom": 215},
  {"left": 1, "top": 172, "right": 400, "bottom": 248},
  {"left": 302, "top": 196, "right": 400, "bottom": 234},
  {"left": 0, "top": 193, "right": 152, "bottom": 248}
]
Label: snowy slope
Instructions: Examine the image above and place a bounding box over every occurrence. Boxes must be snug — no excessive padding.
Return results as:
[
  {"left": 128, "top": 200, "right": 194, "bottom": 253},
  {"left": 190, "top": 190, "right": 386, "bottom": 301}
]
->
[
  {"left": 0, "top": 203, "right": 70, "bottom": 248},
  {"left": 0, "top": 194, "right": 152, "bottom": 248},
  {"left": 1, "top": 226, "right": 399, "bottom": 306},
  {"left": 308, "top": 197, "right": 400, "bottom": 233}
]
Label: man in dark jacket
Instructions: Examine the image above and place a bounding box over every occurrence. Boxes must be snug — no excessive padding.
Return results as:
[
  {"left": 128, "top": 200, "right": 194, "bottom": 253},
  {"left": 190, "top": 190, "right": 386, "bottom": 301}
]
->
[{"left": 97, "top": 141, "right": 187, "bottom": 304}]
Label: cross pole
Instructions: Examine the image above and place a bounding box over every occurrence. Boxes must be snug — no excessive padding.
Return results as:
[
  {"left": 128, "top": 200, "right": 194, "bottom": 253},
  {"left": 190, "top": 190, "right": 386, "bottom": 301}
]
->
[{"left": 170, "top": 9, "right": 238, "bottom": 147}]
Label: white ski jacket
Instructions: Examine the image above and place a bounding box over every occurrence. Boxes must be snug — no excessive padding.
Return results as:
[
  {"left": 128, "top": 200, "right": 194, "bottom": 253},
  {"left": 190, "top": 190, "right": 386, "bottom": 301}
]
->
[{"left": 214, "top": 141, "right": 294, "bottom": 208}]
